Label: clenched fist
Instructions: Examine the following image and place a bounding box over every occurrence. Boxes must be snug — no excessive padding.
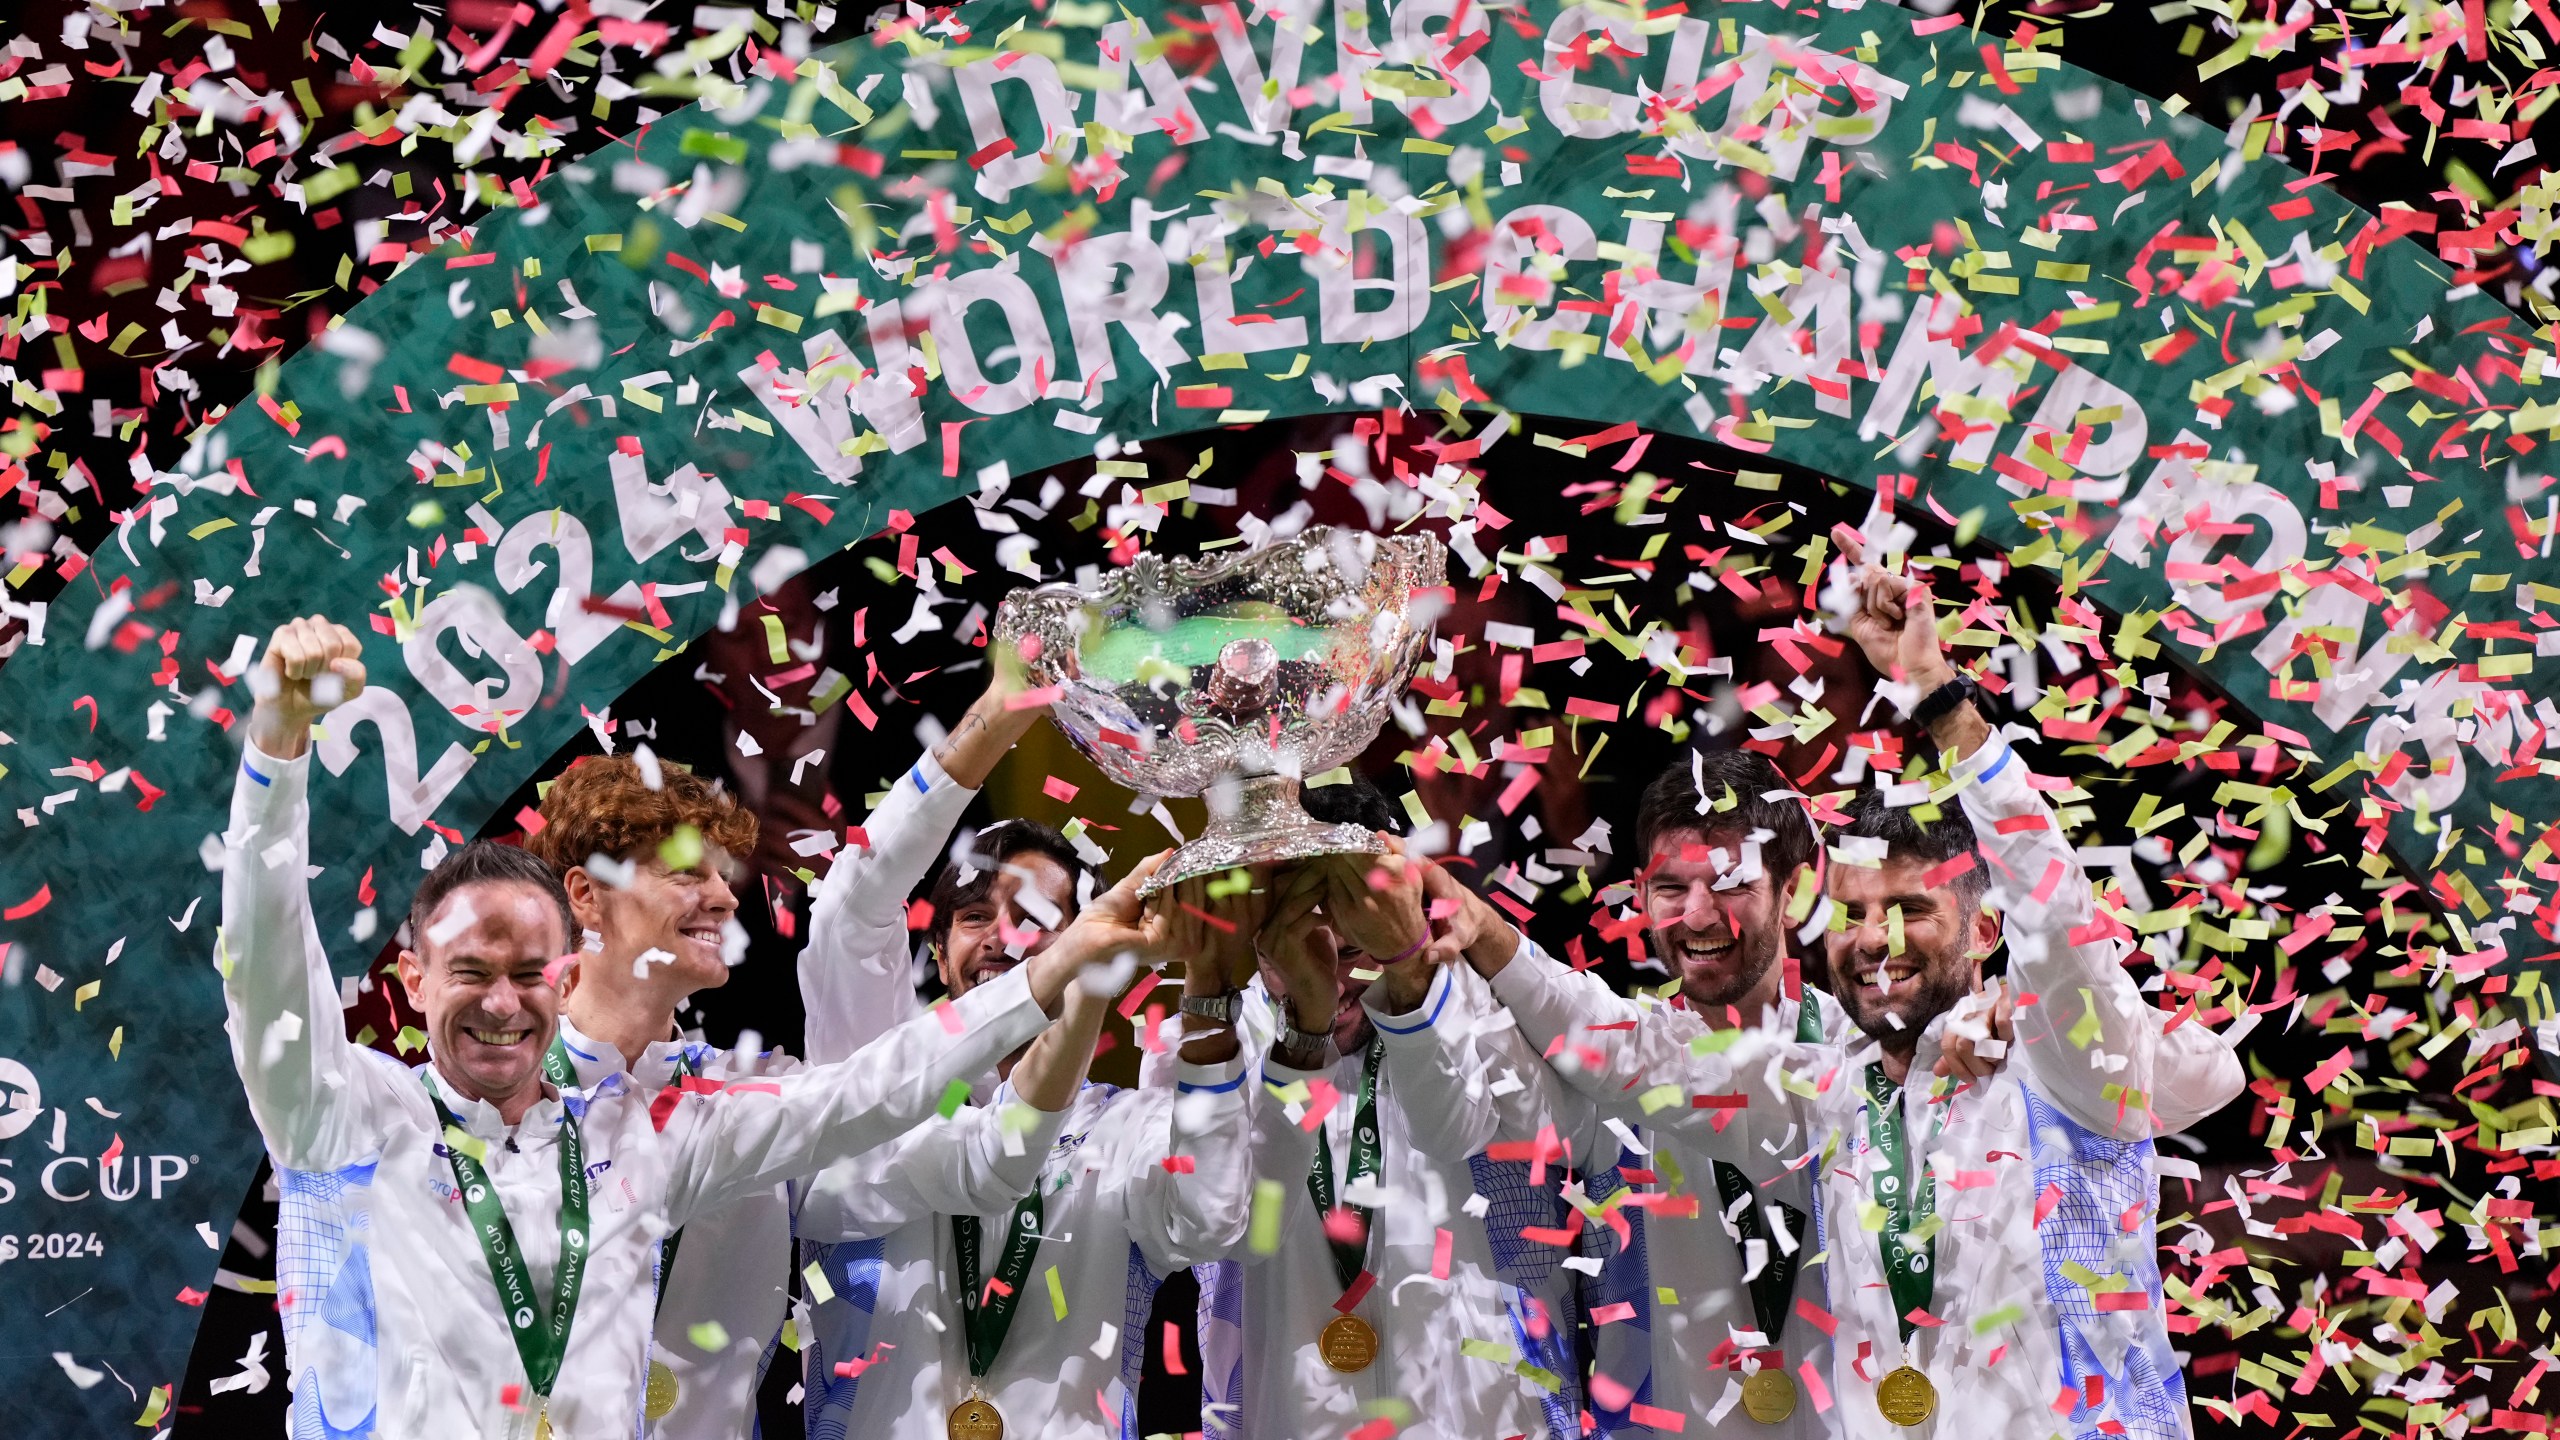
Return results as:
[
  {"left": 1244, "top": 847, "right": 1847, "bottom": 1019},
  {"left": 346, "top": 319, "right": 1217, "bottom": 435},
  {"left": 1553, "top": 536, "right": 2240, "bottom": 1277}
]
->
[{"left": 248, "top": 615, "right": 367, "bottom": 759}]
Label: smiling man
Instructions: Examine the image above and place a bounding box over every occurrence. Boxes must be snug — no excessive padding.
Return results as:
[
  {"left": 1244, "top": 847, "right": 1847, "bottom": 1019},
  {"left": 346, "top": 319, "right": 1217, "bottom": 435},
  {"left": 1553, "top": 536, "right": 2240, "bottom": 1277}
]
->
[
  {"left": 1460, "top": 534, "right": 2246, "bottom": 1439},
  {"left": 525, "top": 756, "right": 784, "bottom": 1439},
  {"left": 1433, "top": 749, "right": 1860, "bottom": 1437},
  {"left": 221, "top": 615, "right": 1106, "bottom": 1439},
  {"left": 793, "top": 671, "right": 1255, "bottom": 1440},
  {"left": 1819, "top": 790, "right": 1999, "bottom": 1069}
]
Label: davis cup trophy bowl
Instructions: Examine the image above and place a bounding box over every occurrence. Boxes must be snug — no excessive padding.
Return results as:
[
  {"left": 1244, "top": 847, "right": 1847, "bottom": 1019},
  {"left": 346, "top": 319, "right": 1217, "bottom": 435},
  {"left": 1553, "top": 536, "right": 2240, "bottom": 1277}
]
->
[{"left": 993, "top": 526, "right": 1448, "bottom": 894}]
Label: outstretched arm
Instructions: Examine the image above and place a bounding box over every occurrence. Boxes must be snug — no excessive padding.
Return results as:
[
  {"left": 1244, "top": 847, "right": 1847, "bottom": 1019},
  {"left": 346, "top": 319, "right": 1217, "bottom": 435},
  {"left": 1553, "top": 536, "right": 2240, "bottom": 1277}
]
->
[
  {"left": 221, "top": 617, "right": 407, "bottom": 1171},
  {"left": 1833, "top": 526, "right": 2166, "bottom": 1138},
  {"left": 670, "top": 961, "right": 1053, "bottom": 1225},
  {"left": 795, "top": 1089, "right": 1072, "bottom": 1240},
  {"left": 799, "top": 671, "right": 1047, "bottom": 1064},
  {"left": 1424, "top": 864, "right": 1704, "bottom": 1116},
  {"left": 676, "top": 856, "right": 1163, "bottom": 1220},
  {"left": 797, "top": 928, "right": 1116, "bottom": 1239}
]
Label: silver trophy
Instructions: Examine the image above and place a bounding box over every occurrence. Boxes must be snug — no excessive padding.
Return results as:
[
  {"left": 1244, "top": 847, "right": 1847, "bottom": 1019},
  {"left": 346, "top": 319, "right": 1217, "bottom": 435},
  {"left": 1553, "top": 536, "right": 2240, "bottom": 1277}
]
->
[{"left": 993, "top": 526, "right": 1449, "bottom": 894}]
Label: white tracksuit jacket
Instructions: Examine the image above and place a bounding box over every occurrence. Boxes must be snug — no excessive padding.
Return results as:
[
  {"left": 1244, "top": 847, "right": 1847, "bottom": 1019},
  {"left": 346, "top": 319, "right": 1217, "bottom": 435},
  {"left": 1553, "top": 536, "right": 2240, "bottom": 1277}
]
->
[
  {"left": 1488, "top": 736, "right": 2247, "bottom": 1440},
  {"left": 793, "top": 751, "right": 1254, "bottom": 1440},
  {"left": 222, "top": 745, "right": 1047, "bottom": 1439},
  {"left": 1172, "top": 965, "right": 1599, "bottom": 1440},
  {"left": 547, "top": 1015, "right": 791, "bottom": 1440}
]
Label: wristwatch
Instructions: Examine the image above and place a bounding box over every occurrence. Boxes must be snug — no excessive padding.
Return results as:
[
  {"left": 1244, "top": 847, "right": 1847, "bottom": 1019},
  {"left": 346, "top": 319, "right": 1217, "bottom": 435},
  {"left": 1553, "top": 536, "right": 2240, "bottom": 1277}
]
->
[
  {"left": 1911, "top": 672, "right": 1981, "bottom": 728},
  {"left": 1272, "top": 998, "right": 1336, "bottom": 1068},
  {"left": 1180, "top": 989, "right": 1243, "bottom": 1026}
]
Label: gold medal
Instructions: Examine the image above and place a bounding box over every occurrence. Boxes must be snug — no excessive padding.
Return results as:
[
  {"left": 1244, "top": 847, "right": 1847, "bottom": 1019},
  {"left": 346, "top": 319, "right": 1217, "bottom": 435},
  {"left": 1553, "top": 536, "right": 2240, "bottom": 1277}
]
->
[
  {"left": 644, "top": 1359, "right": 681, "bottom": 1420},
  {"left": 949, "top": 1394, "right": 1006, "bottom": 1440},
  {"left": 1877, "top": 1365, "right": 1938, "bottom": 1427},
  {"left": 1741, "top": 1367, "right": 1800, "bottom": 1424},
  {"left": 1318, "top": 1313, "right": 1379, "bottom": 1374},
  {"left": 533, "top": 1407, "right": 554, "bottom": 1440}
]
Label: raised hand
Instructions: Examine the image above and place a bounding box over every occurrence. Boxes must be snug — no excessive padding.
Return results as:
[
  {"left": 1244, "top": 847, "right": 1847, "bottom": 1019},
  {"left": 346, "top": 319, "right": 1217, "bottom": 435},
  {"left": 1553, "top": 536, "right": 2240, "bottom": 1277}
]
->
[
  {"left": 930, "top": 639, "right": 1052, "bottom": 790},
  {"left": 1272, "top": 842, "right": 1433, "bottom": 1012},
  {"left": 1258, "top": 891, "right": 1343, "bottom": 1021},
  {"left": 248, "top": 615, "right": 368, "bottom": 759},
  {"left": 1027, "top": 852, "right": 1169, "bottom": 1015},
  {"left": 1829, "top": 523, "right": 1952, "bottom": 692},
  {"left": 1323, "top": 844, "right": 1432, "bottom": 963},
  {"left": 1155, "top": 870, "right": 1272, "bottom": 993},
  {"left": 1416, "top": 857, "right": 1519, "bottom": 976}
]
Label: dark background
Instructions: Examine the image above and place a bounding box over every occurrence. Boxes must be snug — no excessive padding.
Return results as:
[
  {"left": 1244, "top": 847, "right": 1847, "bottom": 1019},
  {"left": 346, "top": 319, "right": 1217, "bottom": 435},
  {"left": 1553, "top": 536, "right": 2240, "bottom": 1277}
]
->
[{"left": 3, "top": 1, "right": 2552, "bottom": 1434}]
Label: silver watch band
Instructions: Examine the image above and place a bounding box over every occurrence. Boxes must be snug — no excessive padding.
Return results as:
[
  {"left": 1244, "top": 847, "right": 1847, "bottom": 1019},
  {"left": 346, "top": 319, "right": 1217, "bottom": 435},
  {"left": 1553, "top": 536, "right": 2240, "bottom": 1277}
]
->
[
  {"left": 1272, "top": 999, "right": 1334, "bottom": 1063},
  {"left": 1180, "top": 989, "right": 1242, "bottom": 1025}
]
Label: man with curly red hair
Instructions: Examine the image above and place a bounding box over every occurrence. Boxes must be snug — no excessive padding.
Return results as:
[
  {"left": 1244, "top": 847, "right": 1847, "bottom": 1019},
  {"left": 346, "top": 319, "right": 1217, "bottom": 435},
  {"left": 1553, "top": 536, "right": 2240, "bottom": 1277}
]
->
[{"left": 526, "top": 753, "right": 782, "bottom": 1439}]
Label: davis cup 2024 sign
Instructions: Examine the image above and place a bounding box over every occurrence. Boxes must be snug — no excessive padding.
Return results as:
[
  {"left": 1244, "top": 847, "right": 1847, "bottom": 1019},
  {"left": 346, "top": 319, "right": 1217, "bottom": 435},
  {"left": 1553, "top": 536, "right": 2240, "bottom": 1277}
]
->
[{"left": 0, "top": 0, "right": 2554, "bottom": 1430}]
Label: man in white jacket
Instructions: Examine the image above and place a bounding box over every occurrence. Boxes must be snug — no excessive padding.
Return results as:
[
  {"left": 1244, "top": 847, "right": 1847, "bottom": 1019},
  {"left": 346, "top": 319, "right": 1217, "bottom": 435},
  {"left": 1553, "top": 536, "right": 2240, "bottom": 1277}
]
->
[
  {"left": 522, "top": 754, "right": 791, "bottom": 1437},
  {"left": 222, "top": 616, "right": 1131, "bottom": 1440},
  {"left": 793, "top": 675, "right": 1257, "bottom": 1440},
  {"left": 1463, "top": 538, "right": 2246, "bottom": 1439},
  {"left": 1166, "top": 778, "right": 1599, "bottom": 1440},
  {"left": 1413, "top": 748, "right": 1857, "bottom": 1438}
]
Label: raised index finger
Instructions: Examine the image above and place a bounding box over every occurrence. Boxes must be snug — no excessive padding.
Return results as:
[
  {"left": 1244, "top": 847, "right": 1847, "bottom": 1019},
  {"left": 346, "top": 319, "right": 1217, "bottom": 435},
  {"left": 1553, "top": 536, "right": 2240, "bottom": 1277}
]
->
[{"left": 1830, "top": 522, "right": 1869, "bottom": 569}]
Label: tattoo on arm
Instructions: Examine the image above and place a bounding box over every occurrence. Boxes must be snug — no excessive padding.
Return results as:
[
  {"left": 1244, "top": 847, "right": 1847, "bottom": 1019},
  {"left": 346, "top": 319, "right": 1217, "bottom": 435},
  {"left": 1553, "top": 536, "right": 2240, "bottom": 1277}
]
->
[{"left": 933, "top": 711, "right": 986, "bottom": 765}]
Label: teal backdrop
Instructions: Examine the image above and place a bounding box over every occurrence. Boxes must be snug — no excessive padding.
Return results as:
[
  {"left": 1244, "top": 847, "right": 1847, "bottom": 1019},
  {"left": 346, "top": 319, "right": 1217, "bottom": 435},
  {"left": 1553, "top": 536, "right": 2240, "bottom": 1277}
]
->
[{"left": 2, "top": 0, "right": 2554, "bottom": 1429}]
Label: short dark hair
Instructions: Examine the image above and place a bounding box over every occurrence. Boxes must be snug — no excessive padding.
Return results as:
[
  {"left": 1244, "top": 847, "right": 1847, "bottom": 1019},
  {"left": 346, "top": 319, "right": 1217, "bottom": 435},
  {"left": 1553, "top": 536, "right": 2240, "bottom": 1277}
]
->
[
  {"left": 1302, "top": 773, "right": 1402, "bottom": 834},
  {"left": 1832, "top": 787, "right": 1990, "bottom": 915},
  {"left": 925, "top": 819, "right": 1089, "bottom": 949},
  {"left": 408, "top": 840, "right": 576, "bottom": 958},
  {"left": 1634, "top": 749, "right": 1816, "bottom": 887}
]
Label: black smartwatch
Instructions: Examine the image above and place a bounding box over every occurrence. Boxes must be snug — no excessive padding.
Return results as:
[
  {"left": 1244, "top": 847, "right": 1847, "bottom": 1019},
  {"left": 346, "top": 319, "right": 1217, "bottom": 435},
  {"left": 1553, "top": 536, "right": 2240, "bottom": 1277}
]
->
[{"left": 1910, "top": 672, "right": 1981, "bottom": 728}]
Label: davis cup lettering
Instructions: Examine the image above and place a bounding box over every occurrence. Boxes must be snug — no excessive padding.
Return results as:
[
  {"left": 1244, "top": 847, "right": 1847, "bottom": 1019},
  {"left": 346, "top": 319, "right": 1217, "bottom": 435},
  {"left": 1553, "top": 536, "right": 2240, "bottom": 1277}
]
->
[{"left": 28, "top": 1155, "right": 192, "bottom": 1204}]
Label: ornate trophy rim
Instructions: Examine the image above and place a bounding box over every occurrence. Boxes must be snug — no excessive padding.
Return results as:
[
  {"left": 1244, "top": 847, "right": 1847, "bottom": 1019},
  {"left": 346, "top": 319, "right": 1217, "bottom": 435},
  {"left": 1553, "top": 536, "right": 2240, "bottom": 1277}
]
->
[{"left": 991, "top": 526, "right": 1448, "bottom": 894}]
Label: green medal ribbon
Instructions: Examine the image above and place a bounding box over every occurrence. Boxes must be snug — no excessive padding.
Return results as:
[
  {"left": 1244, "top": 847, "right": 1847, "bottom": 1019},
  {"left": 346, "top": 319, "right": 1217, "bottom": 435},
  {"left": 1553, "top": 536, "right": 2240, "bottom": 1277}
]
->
[
  {"left": 1305, "top": 1038, "right": 1386, "bottom": 1292},
  {"left": 1707, "top": 995, "right": 1825, "bottom": 1351},
  {"left": 1861, "top": 1060, "right": 1943, "bottom": 1344},
  {"left": 544, "top": 1036, "right": 696, "bottom": 1320},
  {"left": 954, "top": 1189, "right": 1048, "bottom": 1378},
  {"left": 425, "top": 1070, "right": 590, "bottom": 1399}
]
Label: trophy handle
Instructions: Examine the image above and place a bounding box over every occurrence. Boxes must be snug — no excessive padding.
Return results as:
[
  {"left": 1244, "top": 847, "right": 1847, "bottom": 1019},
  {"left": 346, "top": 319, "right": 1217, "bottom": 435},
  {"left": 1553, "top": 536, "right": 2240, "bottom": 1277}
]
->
[{"left": 991, "top": 586, "right": 1088, "bottom": 688}]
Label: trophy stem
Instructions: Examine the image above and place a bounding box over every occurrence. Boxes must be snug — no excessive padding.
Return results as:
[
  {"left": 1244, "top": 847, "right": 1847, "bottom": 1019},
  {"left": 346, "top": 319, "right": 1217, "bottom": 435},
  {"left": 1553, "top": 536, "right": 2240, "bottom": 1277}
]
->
[{"left": 1137, "top": 773, "right": 1386, "bottom": 896}]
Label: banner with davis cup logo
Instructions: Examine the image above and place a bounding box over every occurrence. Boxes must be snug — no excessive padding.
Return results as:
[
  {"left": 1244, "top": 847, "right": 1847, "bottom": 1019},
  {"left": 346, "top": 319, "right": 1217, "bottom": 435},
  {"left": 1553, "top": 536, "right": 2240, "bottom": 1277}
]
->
[{"left": 1, "top": 0, "right": 2555, "bottom": 1430}]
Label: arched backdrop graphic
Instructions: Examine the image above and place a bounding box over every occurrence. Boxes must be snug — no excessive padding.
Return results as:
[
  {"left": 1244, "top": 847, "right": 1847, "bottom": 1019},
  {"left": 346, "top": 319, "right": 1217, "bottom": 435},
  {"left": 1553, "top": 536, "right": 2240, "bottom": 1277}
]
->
[{"left": 2, "top": 0, "right": 2554, "bottom": 1427}]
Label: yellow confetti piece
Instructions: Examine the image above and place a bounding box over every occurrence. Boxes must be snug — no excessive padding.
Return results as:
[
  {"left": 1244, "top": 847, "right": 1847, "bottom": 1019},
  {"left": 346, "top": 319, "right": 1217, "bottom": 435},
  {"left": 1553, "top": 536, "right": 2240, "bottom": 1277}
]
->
[{"left": 1249, "top": 1178, "right": 1285, "bottom": 1255}]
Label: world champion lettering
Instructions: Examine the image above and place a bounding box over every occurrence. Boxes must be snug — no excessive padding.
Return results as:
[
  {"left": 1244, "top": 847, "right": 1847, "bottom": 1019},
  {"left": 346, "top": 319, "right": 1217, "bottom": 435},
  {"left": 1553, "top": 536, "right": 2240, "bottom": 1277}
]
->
[
  {"left": 299, "top": 313, "right": 2494, "bottom": 872},
  {"left": 267, "top": 0, "right": 2485, "bottom": 856}
]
